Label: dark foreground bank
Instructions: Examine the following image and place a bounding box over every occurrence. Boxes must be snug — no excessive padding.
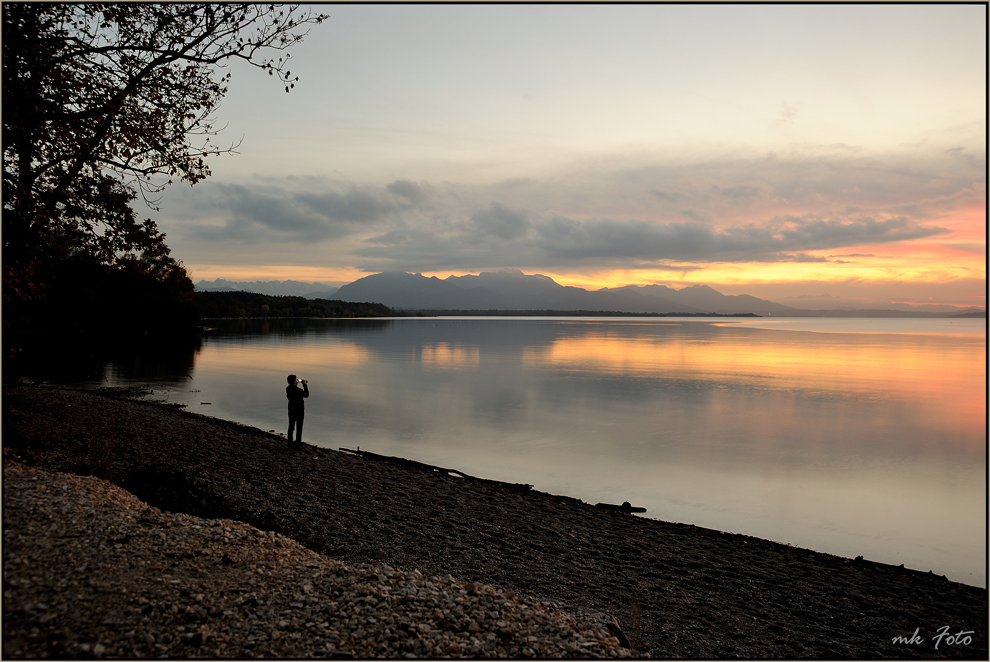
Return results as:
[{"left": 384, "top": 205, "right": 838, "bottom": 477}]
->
[{"left": 3, "top": 384, "right": 986, "bottom": 658}]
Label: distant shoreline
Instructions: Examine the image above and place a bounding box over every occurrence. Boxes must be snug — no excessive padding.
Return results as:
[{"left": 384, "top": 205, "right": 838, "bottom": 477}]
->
[
  {"left": 342, "top": 309, "right": 762, "bottom": 318},
  {"left": 387, "top": 309, "right": 985, "bottom": 318},
  {"left": 195, "top": 308, "right": 985, "bottom": 320}
]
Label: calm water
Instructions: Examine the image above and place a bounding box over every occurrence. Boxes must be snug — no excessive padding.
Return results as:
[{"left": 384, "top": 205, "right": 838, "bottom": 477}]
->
[{"left": 19, "top": 317, "right": 986, "bottom": 586}]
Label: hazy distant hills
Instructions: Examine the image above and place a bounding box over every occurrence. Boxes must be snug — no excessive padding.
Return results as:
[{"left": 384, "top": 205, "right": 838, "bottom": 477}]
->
[
  {"left": 196, "top": 272, "right": 986, "bottom": 317},
  {"left": 195, "top": 279, "right": 339, "bottom": 299},
  {"left": 771, "top": 294, "right": 979, "bottom": 314},
  {"left": 333, "top": 270, "right": 794, "bottom": 315},
  {"left": 601, "top": 283, "right": 794, "bottom": 315}
]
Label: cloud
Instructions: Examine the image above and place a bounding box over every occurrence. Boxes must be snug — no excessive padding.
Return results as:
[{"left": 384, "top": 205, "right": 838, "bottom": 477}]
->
[
  {"left": 649, "top": 188, "right": 694, "bottom": 203},
  {"left": 386, "top": 179, "right": 432, "bottom": 206},
  {"left": 534, "top": 217, "right": 711, "bottom": 261},
  {"left": 295, "top": 189, "right": 394, "bottom": 222},
  {"left": 770, "top": 215, "right": 944, "bottom": 250},
  {"left": 185, "top": 182, "right": 397, "bottom": 244},
  {"left": 212, "top": 184, "right": 324, "bottom": 234},
  {"left": 352, "top": 206, "right": 945, "bottom": 273},
  {"left": 471, "top": 202, "right": 530, "bottom": 240},
  {"left": 160, "top": 144, "right": 981, "bottom": 279},
  {"left": 717, "top": 185, "right": 763, "bottom": 199},
  {"left": 533, "top": 214, "right": 942, "bottom": 264}
]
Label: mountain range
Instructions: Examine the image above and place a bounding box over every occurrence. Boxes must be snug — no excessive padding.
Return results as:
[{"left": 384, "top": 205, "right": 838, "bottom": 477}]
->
[
  {"left": 332, "top": 270, "right": 792, "bottom": 315},
  {"left": 196, "top": 271, "right": 985, "bottom": 317}
]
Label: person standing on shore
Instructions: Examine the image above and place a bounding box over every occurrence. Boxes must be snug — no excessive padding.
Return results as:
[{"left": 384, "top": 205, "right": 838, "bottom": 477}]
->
[{"left": 285, "top": 374, "right": 309, "bottom": 450}]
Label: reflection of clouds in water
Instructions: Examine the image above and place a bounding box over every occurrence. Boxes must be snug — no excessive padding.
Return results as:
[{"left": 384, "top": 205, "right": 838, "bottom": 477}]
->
[
  {"left": 195, "top": 319, "right": 985, "bottom": 451},
  {"left": 197, "top": 341, "right": 373, "bottom": 375},
  {"left": 420, "top": 343, "right": 481, "bottom": 371},
  {"left": 324, "top": 320, "right": 985, "bottom": 460},
  {"left": 720, "top": 318, "right": 986, "bottom": 335},
  {"left": 511, "top": 326, "right": 985, "bottom": 446},
  {"left": 88, "top": 318, "right": 986, "bottom": 586}
]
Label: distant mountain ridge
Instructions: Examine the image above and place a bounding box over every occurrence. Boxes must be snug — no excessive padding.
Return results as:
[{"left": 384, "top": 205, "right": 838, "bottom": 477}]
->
[
  {"left": 333, "top": 269, "right": 794, "bottom": 315},
  {"left": 772, "top": 294, "right": 980, "bottom": 314},
  {"left": 196, "top": 272, "right": 985, "bottom": 317},
  {"left": 195, "top": 279, "right": 339, "bottom": 299}
]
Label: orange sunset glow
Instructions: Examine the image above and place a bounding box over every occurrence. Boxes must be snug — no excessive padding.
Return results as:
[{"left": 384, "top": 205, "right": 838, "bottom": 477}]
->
[
  {"left": 520, "top": 325, "right": 985, "bottom": 441},
  {"left": 163, "top": 5, "right": 982, "bottom": 311}
]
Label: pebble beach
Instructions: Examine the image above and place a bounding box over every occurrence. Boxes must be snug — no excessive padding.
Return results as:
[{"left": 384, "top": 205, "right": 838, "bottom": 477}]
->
[{"left": 3, "top": 383, "right": 987, "bottom": 658}]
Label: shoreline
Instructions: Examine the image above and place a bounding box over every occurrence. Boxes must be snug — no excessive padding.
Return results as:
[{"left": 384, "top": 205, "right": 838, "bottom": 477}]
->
[{"left": 3, "top": 383, "right": 987, "bottom": 658}]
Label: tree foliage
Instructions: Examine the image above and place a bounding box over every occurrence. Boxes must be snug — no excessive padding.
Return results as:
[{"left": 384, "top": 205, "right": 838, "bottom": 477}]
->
[
  {"left": 27, "top": 248, "right": 201, "bottom": 343},
  {"left": 193, "top": 292, "right": 399, "bottom": 320},
  {"left": 2, "top": 3, "right": 327, "bottom": 323}
]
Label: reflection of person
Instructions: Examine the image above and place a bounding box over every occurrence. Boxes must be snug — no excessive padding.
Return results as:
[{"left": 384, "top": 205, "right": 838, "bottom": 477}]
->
[{"left": 285, "top": 374, "right": 309, "bottom": 450}]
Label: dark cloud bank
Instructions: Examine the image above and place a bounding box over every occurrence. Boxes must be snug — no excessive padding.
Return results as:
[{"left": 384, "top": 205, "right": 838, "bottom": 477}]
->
[
  {"left": 173, "top": 147, "right": 972, "bottom": 274},
  {"left": 186, "top": 186, "right": 947, "bottom": 272}
]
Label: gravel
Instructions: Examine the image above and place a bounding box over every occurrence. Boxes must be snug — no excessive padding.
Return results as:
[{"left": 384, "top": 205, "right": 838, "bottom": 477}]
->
[
  {"left": 3, "top": 383, "right": 987, "bottom": 658},
  {"left": 2, "top": 459, "right": 633, "bottom": 658}
]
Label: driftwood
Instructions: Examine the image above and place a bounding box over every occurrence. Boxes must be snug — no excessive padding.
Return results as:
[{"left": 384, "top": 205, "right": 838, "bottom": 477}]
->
[
  {"left": 853, "top": 555, "right": 948, "bottom": 581},
  {"left": 594, "top": 501, "right": 647, "bottom": 514},
  {"left": 339, "top": 447, "right": 533, "bottom": 492}
]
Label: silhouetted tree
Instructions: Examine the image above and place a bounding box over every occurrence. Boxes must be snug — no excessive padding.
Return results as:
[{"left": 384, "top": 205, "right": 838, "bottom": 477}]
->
[
  {"left": 2, "top": 4, "right": 327, "bottom": 324},
  {"left": 192, "top": 292, "right": 398, "bottom": 319}
]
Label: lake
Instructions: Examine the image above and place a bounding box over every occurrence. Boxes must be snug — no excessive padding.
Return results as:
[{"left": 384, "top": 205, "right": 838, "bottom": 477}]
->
[{"left": 16, "top": 316, "right": 986, "bottom": 586}]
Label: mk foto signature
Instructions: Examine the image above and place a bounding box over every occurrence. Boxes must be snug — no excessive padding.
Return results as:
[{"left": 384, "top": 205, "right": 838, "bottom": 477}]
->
[{"left": 893, "top": 626, "right": 975, "bottom": 649}]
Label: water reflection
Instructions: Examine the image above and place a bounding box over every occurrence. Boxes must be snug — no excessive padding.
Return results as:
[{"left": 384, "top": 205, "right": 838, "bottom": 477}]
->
[
  {"left": 421, "top": 343, "right": 481, "bottom": 371},
  {"left": 204, "top": 317, "right": 394, "bottom": 340},
  {"left": 521, "top": 327, "right": 984, "bottom": 445},
  {"left": 8, "top": 332, "right": 200, "bottom": 386},
  {"left": 11, "top": 317, "right": 986, "bottom": 586}
]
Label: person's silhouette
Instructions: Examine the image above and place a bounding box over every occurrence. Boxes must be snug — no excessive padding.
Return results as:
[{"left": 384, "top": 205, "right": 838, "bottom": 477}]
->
[{"left": 285, "top": 374, "right": 309, "bottom": 450}]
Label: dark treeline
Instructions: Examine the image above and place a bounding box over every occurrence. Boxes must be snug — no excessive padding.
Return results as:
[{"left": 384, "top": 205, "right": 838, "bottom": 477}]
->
[
  {"left": 5, "top": 253, "right": 200, "bottom": 345},
  {"left": 194, "top": 291, "right": 399, "bottom": 320},
  {"left": 4, "top": 284, "right": 399, "bottom": 359}
]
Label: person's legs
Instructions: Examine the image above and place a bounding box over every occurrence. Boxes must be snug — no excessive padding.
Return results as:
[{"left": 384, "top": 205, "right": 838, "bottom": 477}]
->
[
  {"left": 288, "top": 413, "right": 298, "bottom": 448},
  {"left": 294, "top": 411, "right": 304, "bottom": 449}
]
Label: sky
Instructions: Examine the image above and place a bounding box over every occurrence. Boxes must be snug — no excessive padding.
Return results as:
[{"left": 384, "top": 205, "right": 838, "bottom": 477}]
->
[{"left": 152, "top": 4, "right": 986, "bottom": 309}]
